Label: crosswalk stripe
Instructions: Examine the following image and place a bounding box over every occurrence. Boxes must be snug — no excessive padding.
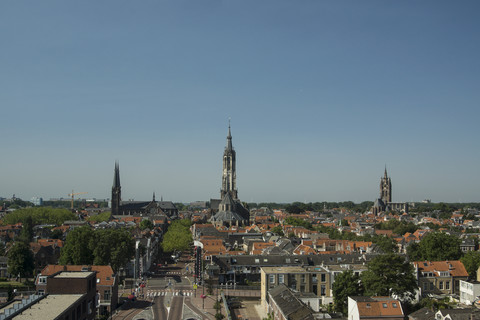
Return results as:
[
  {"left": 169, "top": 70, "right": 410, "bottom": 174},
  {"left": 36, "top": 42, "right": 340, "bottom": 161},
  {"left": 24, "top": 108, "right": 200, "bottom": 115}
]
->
[{"left": 147, "top": 290, "right": 194, "bottom": 297}]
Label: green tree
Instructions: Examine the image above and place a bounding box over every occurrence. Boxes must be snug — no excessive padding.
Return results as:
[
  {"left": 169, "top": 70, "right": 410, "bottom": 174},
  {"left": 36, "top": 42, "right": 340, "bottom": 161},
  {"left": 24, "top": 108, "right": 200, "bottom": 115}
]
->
[
  {"left": 407, "top": 232, "right": 461, "bottom": 261},
  {"left": 372, "top": 235, "right": 397, "bottom": 253},
  {"left": 59, "top": 226, "right": 95, "bottom": 265},
  {"left": 285, "top": 204, "right": 304, "bottom": 214},
  {"left": 50, "top": 229, "right": 64, "bottom": 240},
  {"left": 461, "top": 251, "right": 480, "bottom": 279},
  {"left": 161, "top": 220, "right": 193, "bottom": 253},
  {"left": 361, "top": 253, "right": 417, "bottom": 300},
  {"left": 270, "top": 226, "right": 284, "bottom": 236},
  {"left": 7, "top": 241, "right": 34, "bottom": 278},
  {"left": 139, "top": 219, "right": 154, "bottom": 230},
  {"left": 18, "top": 216, "right": 34, "bottom": 243},
  {"left": 60, "top": 227, "right": 135, "bottom": 272},
  {"left": 333, "top": 270, "right": 364, "bottom": 314},
  {"left": 284, "top": 217, "right": 313, "bottom": 230},
  {"left": 92, "top": 229, "right": 135, "bottom": 272},
  {"left": 2, "top": 207, "right": 76, "bottom": 226},
  {"left": 86, "top": 211, "right": 111, "bottom": 223}
]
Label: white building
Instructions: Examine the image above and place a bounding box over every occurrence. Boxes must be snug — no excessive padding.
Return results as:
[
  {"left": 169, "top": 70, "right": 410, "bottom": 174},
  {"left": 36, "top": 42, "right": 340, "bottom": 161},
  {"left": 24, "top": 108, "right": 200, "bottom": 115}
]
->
[
  {"left": 31, "top": 196, "right": 43, "bottom": 206},
  {"left": 459, "top": 280, "right": 480, "bottom": 305}
]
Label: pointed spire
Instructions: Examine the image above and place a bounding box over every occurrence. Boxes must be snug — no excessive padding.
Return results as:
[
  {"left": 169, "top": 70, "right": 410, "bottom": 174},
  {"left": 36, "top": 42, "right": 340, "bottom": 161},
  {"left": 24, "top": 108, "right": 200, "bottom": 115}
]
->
[
  {"left": 226, "top": 119, "right": 233, "bottom": 151},
  {"left": 384, "top": 165, "right": 388, "bottom": 178},
  {"left": 113, "top": 161, "right": 121, "bottom": 188},
  {"left": 153, "top": 192, "right": 156, "bottom": 202}
]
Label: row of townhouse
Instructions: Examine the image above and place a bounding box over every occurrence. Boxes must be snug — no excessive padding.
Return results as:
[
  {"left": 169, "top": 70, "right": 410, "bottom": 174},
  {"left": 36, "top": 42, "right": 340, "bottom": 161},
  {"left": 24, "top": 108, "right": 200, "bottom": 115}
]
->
[
  {"left": 211, "top": 252, "right": 375, "bottom": 285},
  {"left": 413, "top": 260, "right": 469, "bottom": 296},
  {"left": 258, "top": 259, "right": 471, "bottom": 318}
]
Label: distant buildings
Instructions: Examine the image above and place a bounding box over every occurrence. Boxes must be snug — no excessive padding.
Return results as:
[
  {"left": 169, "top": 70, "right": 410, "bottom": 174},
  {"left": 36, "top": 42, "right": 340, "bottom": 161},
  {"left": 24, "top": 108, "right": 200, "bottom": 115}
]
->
[
  {"left": 110, "top": 162, "right": 178, "bottom": 218},
  {"left": 30, "top": 197, "right": 43, "bottom": 206}
]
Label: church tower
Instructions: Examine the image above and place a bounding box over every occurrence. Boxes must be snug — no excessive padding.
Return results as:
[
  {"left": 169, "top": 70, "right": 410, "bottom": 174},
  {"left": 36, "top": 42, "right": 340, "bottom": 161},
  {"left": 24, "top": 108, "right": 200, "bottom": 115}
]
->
[
  {"left": 111, "top": 161, "right": 121, "bottom": 215},
  {"left": 221, "top": 123, "right": 238, "bottom": 200},
  {"left": 380, "top": 167, "right": 392, "bottom": 204}
]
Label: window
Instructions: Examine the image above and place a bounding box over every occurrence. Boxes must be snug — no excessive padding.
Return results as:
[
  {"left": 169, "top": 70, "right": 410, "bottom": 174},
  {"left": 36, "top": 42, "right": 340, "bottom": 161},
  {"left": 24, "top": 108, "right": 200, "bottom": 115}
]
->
[
  {"left": 393, "top": 303, "right": 398, "bottom": 308},
  {"left": 255, "top": 259, "right": 259, "bottom": 264},
  {"left": 439, "top": 282, "right": 443, "bottom": 290},
  {"left": 321, "top": 273, "right": 326, "bottom": 282},
  {"left": 382, "top": 303, "right": 387, "bottom": 308},
  {"left": 38, "top": 276, "right": 47, "bottom": 284},
  {"left": 446, "top": 281, "right": 450, "bottom": 290},
  {"left": 430, "top": 283, "right": 434, "bottom": 290},
  {"left": 424, "top": 282, "right": 428, "bottom": 291},
  {"left": 321, "top": 285, "right": 326, "bottom": 296},
  {"left": 279, "top": 274, "right": 285, "bottom": 284},
  {"left": 269, "top": 274, "right": 275, "bottom": 284},
  {"left": 301, "top": 274, "right": 306, "bottom": 283},
  {"left": 104, "top": 290, "right": 111, "bottom": 301}
]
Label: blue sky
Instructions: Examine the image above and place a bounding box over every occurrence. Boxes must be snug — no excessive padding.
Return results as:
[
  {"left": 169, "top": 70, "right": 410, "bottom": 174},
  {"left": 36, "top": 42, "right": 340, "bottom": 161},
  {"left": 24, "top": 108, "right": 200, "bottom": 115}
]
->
[{"left": 1, "top": 1, "right": 479, "bottom": 203}]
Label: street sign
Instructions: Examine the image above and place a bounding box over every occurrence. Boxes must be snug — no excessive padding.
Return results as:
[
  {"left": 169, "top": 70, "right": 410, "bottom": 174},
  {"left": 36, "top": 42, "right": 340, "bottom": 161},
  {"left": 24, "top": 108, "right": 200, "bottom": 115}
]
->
[{"left": 193, "top": 284, "right": 197, "bottom": 289}]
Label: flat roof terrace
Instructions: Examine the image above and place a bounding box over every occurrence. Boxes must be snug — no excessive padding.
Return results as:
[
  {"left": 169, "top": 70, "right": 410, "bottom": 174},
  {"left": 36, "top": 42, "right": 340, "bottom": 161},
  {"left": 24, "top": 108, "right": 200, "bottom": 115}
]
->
[
  {"left": 12, "top": 294, "right": 83, "bottom": 320},
  {"left": 54, "top": 271, "right": 95, "bottom": 278}
]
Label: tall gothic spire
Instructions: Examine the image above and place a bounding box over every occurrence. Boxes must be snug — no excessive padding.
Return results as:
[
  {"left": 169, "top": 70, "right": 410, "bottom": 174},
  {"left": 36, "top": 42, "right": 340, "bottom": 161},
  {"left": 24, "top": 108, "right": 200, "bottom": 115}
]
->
[
  {"left": 111, "top": 161, "right": 121, "bottom": 215},
  {"left": 226, "top": 120, "right": 233, "bottom": 152},
  {"left": 113, "top": 161, "right": 121, "bottom": 188},
  {"left": 221, "top": 121, "right": 237, "bottom": 200}
]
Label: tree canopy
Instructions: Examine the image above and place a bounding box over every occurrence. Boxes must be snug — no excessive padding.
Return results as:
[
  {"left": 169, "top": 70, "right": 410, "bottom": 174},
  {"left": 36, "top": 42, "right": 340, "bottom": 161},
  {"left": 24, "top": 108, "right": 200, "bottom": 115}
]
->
[
  {"left": 333, "top": 270, "right": 364, "bottom": 314},
  {"left": 139, "top": 219, "right": 154, "bottom": 230},
  {"left": 361, "top": 253, "right": 417, "bottom": 300},
  {"left": 60, "top": 226, "right": 135, "bottom": 272},
  {"left": 86, "top": 211, "right": 111, "bottom": 223},
  {"left": 284, "top": 217, "right": 313, "bottom": 230},
  {"left": 7, "top": 241, "right": 34, "bottom": 278},
  {"left": 407, "top": 232, "right": 461, "bottom": 261},
  {"left": 161, "top": 219, "right": 193, "bottom": 253},
  {"left": 2, "top": 207, "right": 76, "bottom": 226},
  {"left": 461, "top": 251, "right": 480, "bottom": 279}
]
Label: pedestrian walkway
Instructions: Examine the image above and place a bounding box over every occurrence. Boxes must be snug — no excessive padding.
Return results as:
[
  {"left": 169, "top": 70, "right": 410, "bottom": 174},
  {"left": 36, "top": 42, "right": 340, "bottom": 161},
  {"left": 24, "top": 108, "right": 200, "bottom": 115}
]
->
[{"left": 146, "top": 289, "right": 194, "bottom": 297}]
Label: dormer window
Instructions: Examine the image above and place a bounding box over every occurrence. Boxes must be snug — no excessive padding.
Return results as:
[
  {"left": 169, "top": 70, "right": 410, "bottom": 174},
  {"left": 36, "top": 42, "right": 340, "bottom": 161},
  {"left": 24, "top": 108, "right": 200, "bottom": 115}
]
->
[{"left": 382, "top": 303, "right": 387, "bottom": 308}]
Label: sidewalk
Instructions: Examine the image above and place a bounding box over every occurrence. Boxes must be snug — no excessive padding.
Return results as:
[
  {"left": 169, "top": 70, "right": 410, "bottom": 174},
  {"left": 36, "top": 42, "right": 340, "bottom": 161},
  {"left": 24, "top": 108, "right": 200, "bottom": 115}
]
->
[{"left": 187, "top": 288, "right": 224, "bottom": 320}]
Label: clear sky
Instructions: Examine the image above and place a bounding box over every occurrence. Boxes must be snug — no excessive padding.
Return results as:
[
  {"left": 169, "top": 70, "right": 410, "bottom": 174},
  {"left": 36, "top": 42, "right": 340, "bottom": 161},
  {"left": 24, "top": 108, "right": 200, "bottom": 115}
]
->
[{"left": 1, "top": 1, "right": 479, "bottom": 204}]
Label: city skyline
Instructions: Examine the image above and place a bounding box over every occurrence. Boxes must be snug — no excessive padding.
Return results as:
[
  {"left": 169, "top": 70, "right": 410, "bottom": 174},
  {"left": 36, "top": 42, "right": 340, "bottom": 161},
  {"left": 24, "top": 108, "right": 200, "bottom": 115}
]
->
[{"left": 1, "top": 1, "right": 479, "bottom": 203}]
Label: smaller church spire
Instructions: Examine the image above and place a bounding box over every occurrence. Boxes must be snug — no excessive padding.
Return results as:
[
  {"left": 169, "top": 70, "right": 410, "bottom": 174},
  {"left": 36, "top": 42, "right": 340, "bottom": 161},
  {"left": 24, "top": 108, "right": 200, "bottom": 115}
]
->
[
  {"left": 153, "top": 192, "right": 156, "bottom": 202},
  {"left": 384, "top": 165, "right": 388, "bottom": 178}
]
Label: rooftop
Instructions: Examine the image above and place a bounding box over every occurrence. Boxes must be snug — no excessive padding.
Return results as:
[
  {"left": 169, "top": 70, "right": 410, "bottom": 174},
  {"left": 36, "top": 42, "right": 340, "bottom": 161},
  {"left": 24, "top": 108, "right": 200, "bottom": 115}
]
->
[
  {"left": 54, "top": 271, "right": 95, "bottom": 279},
  {"left": 12, "top": 294, "right": 83, "bottom": 320}
]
